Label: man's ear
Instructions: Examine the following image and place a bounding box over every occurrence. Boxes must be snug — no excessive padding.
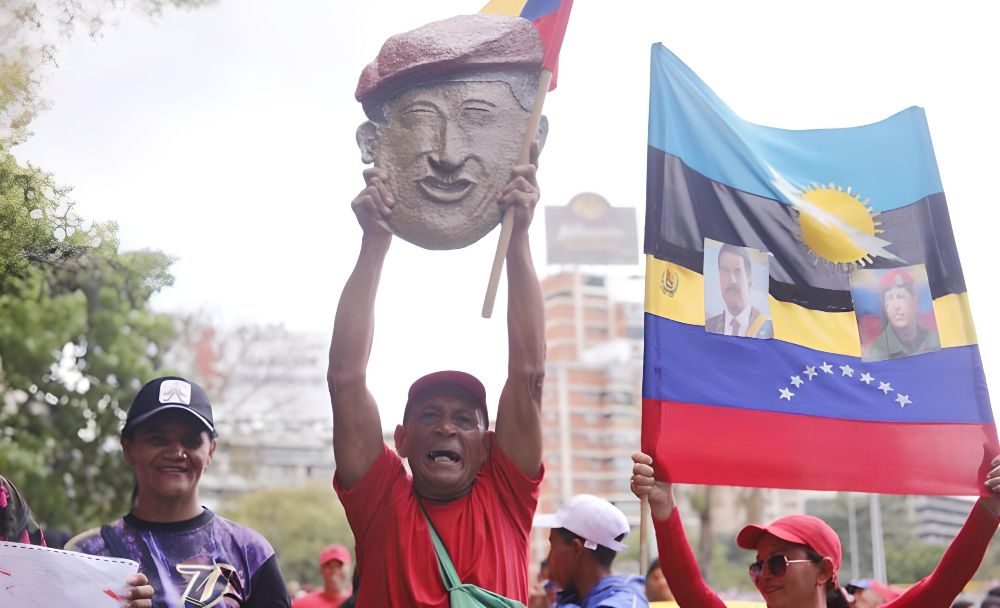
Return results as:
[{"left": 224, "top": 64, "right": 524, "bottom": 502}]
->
[
  {"left": 357, "top": 121, "right": 379, "bottom": 164},
  {"left": 121, "top": 438, "right": 134, "bottom": 467},
  {"left": 535, "top": 115, "right": 549, "bottom": 156},
  {"left": 394, "top": 424, "right": 407, "bottom": 458},
  {"left": 817, "top": 557, "right": 835, "bottom": 587},
  {"left": 207, "top": 437, "right": 217, "bottom": 466}
]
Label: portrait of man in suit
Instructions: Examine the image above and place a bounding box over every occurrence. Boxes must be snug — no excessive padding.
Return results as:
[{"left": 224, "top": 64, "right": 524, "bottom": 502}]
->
[{"left": 704, "top": 242, "right": 773, "bottom": 339}]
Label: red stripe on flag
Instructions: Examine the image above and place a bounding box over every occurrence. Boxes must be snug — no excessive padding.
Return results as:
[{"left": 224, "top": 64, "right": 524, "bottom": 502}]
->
[
  {"left": 530, "top": 0, "right": 572, "bottom": 90},
  {"left": 642, "top": 398, "right": 999, "bottom": 496}
]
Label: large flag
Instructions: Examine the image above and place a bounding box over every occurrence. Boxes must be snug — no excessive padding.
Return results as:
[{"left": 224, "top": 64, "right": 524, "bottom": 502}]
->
[
  {"left": 480, "top": 0, "right": 573, "bottom": 89},
  {"left": 641, "top": 43, "right": 997, "bottom": 496}
]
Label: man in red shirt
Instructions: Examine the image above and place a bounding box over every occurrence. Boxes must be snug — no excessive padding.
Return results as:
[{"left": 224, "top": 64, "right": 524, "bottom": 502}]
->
[
  {"left": 291, "top": 545, "right": 353, "bottom": 608},
  {"left": 631, "top": 451, "right": 1000, "bottom": 608},
  {"left": 328, "top": 33, "right": 546, "bottom": 608}
]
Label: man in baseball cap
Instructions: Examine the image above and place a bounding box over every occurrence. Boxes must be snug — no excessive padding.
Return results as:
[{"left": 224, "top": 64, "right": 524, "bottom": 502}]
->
[
  {"left": 330, "top": 43, "right": 547, "bottom": 604},
  {"left": 534, "top": 495, "right": 648, "bottom": 608},
  {"left": 292, "top": 545, "right": 353, "bottom": 608}
]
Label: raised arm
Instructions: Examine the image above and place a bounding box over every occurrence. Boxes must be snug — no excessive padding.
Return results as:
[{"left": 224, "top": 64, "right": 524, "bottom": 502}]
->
[
  {"left": 887, "top": 456, "right": 1000, "bottom": 608},
  {"left": 494, "top": 141, "right": 546, "bottom": 478},
  {"left": 632, "top": 452, "right": 727, "bottom": 608},
  {"left": 329, "top": 168, "right": 394, "bottom": 489}
]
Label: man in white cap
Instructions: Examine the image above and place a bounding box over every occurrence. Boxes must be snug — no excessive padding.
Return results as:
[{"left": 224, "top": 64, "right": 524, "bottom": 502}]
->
[{"left": 534, "top": 495, "right": 648, "bottom": 608}]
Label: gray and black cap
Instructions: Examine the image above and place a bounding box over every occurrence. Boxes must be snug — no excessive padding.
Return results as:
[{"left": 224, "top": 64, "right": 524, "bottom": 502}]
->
[{"left": 123, "top": 376, "right": 215, "bottom": 436}]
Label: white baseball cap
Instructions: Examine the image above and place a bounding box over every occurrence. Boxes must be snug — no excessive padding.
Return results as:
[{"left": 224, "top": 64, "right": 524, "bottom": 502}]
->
[{"left": 533, "top": 494, "right": 630, "bottom": 552}]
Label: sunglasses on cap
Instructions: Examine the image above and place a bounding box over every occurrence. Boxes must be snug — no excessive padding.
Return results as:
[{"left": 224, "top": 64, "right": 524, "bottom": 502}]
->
[{"left": 749, "top": 555, "right": 814, "bottom": 583}]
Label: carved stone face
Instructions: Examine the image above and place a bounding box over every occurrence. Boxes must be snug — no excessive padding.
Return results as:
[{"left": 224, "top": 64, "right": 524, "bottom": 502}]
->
[{"left": 358, "top": 79, "right": 546, "bottom": 249}]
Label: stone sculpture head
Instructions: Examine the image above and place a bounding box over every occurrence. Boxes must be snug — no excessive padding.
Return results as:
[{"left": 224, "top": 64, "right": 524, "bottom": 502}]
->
[{"left": 355, "top": 14, "right": 548, "bottom": 249}]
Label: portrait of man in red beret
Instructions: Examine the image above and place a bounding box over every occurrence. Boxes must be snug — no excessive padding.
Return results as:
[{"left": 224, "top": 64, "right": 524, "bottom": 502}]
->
[
  {"left": 354, "top": 14, "right": 549, "bottom": 250},
  {"left": 851, "top": 265, "right": 941, "bottom": 362}
]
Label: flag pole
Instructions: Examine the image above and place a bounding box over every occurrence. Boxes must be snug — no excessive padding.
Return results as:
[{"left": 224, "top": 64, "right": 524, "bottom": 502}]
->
[
  {"left": 639, "top": 496, "right": 651, "bottom": 575},
  {"left": 482, "top": 68, "right": 553, "bottom": 318}
]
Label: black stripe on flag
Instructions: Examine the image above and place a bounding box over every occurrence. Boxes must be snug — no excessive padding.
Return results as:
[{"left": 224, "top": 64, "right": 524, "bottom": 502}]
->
[{"left": 645, "top": 146, "right": 967, "bottom": 307}]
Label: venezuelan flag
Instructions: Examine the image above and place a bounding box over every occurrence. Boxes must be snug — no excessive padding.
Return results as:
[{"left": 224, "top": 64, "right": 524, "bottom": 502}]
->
[
  {"left": 642, "top": 43, "right": 997, "bottom": 496},
  {"left": 480, "top": 0, "right": 573, "bottom": 90}
]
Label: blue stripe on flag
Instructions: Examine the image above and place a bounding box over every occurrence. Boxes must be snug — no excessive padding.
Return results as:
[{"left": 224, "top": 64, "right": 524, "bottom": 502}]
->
[
  {"left": 642, "top": 313, "right": 993, "bottom": 424},
  {"left": 519, "top": 0, "right": 561, "bottom": 21},
  {"left": 647, "top": 43, "right": 944, "bottom": 213}
]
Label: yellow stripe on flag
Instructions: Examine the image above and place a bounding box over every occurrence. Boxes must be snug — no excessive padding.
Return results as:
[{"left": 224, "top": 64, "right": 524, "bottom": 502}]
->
[
  {"left": 479, "top": 0, "right": 528, "bottom": 14},
  {"left": 644, "top": 255, "right": 978, "bottom": 356},
  {"left": 768, "top": 298, "right": 861, "bottom": 357},
  {"left": 645, "top": 255, "right": 705, "bottom": 326},
  {"left": 934, "top": 292, "right": 978, "bottom": 348}
]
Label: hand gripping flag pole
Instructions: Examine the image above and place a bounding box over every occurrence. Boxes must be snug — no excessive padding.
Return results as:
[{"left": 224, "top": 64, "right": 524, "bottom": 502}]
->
[{"left": 481, "top": 0, "right": 574, "bottom": 318}]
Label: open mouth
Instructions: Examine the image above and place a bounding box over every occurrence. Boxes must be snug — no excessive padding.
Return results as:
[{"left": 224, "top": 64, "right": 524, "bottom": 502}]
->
[
  {"left": 418, "top": 176, "right": 474, "bottom": 203},
  {"left": 427, "top": 450, "right": 461, "bottom": 465}
]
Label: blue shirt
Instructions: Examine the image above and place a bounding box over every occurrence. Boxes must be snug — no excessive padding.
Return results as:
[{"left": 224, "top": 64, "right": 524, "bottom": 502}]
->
[{"left": 556, "top": 575, "right": 648, "bottom": 608}]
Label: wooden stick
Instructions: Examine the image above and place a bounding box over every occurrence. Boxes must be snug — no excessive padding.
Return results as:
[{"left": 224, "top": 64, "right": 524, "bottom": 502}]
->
[
  {"left": 481, "top": 68, "right": 553, "bottom": 318},
  {"left": 639, "top": 495, "right": 650, "bottom": 575}
]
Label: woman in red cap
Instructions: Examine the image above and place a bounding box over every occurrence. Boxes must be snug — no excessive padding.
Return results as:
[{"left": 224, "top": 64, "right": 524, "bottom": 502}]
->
[
  {"left": 630, "top": 451, "right": 1000, "bottom": 608},
  {"left": 866, "top": 268, "right": 940, "bottom": 361}
]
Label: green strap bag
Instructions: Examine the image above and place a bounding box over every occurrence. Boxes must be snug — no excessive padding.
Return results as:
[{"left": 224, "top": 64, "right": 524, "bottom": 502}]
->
[{"left": 420, "top": 504, "right": 527, "bottom": 608}]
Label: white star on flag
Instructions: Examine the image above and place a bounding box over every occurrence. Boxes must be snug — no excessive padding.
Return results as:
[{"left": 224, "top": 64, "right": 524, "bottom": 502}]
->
[
  {"left": 860, "top": 373, "right": 874, "bottom": 384},
  {"left": 895, "top": 394, "right": 911, "bottom": 407},
  {"left": 804, "top": 366, "right": 817, "bottom": 380},
  {"left": 780, "top": 388, "right": 794, "bottom": 400},
  {"left": 840, "top": 364, "right": 854, "bottom": 377},
  {"left": 820, "top": 362, "right": 833, "bottom": 374},
  {"left": 791, "top": 376, "right": 803, "bottom": 388},
  {"left": 879, "top": 382, "right": 893, "bottom": 394}
]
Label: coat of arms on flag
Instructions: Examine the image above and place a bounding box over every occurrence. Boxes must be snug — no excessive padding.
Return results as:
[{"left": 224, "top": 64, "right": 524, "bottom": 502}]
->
[{"left": 641, "top": 43, "right": 996, "bottom": 496}]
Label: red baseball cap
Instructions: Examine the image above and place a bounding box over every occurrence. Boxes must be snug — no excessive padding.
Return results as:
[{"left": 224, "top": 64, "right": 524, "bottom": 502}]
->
[
  {"left": 404, "top": 371, "right": 488, "bottom": 423},
  {"left": 320, "top": 544, "right": 351, "bottom": 567},
  {"left": 737, "top": 515, "right": 842, "bottom": 585}
]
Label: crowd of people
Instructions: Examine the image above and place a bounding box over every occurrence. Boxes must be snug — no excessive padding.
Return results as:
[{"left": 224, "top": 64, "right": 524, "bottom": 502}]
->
[{"left": 5, "top": 137, "right": 1000, "bottom": 608}]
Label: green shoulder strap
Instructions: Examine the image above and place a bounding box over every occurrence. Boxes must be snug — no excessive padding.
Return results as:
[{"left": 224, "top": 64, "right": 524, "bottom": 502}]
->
[{"left": 419, "top": 502, "right": 526, "bottom": 608}]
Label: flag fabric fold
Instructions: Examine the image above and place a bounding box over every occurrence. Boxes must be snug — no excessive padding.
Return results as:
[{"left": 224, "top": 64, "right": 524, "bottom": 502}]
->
[
  {"left": 480, "top": 0, "right": 573, "bottom": 90},
  {"left": 642, "top": 43, "right": 996, "bottom": 496}
]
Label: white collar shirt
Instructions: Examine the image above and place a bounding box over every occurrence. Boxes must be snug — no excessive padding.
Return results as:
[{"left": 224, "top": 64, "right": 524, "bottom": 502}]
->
[{"left": 723, "top": 306, "right": 751, "bottom": 337}]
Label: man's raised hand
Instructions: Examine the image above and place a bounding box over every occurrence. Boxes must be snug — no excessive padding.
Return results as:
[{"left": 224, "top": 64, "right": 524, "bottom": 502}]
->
[
  {"left": 352, "top": 167, "right": 394, "bottom": 238},
  {"left": 982, "top": 455, "right": 1000, "bottom": 518},
  {"left": 631, "top": 452, "right": 677, "bottom": 521},
  {"left": 499, "top": 140, "right": 541, "bottom": 234}
]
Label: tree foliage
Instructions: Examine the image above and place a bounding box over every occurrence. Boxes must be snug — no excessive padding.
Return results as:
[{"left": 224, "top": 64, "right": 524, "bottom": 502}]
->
[
  {"left": 221, "top": 482, "right": 355, "bottom": 588},
  {"left": 1, "top": 0, "right": 217, "bottom": 142},
  {"left": 0, "top": 142, "right": 176, "bottom": 533}
]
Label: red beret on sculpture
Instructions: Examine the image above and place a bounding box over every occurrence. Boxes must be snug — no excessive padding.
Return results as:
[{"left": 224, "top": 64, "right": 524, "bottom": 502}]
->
[{"left": 356, "top": 14, "right": 544, "bottom": 121}]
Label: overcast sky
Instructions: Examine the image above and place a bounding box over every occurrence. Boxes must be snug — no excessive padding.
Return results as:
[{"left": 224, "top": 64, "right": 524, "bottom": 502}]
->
[{"left": 17, "top": 0, "right": 1000, "bottom": 429}]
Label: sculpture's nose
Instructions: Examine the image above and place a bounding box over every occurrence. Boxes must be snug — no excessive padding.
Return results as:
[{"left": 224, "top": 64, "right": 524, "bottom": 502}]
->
[{"left": 430, "top": 122, "right": 468, "bottom": 171}]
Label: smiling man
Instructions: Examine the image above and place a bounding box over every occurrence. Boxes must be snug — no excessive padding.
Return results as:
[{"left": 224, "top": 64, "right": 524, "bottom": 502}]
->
[
  {"left": 354, "top": 13, "right": 548, "bottom": 250},
  {"left": 329, "top": 131, "right": 546, "bottom": 605}
]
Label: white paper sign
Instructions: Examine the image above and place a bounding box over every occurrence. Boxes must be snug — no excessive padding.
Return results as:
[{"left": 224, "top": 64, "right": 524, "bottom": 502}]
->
[{"left": 0, "top": 542, "right": 139, "bottom": 607}]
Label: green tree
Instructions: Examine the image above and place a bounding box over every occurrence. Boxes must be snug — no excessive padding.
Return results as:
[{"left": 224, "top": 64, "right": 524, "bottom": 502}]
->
[
  {"left": 0, "top": 142, "right": 176, "bottom": 532},
  {"left": 221, "top": 482, "right": 355, "bottom": 588}
]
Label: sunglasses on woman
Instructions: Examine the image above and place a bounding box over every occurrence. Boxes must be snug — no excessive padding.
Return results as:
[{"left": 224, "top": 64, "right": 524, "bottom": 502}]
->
[{"left": 749, "top": 555, "right": 813, "bottom": 582}]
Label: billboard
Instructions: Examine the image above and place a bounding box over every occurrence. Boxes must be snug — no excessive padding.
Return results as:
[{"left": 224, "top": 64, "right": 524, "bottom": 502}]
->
[{"left": 545, "top": 193, "right": 638, "bottom": 265}]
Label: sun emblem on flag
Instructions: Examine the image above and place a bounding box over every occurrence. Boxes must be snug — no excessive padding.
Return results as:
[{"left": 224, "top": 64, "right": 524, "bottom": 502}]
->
[{"left": 798, "top": 182, "right": 884, "bottom": 270}]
